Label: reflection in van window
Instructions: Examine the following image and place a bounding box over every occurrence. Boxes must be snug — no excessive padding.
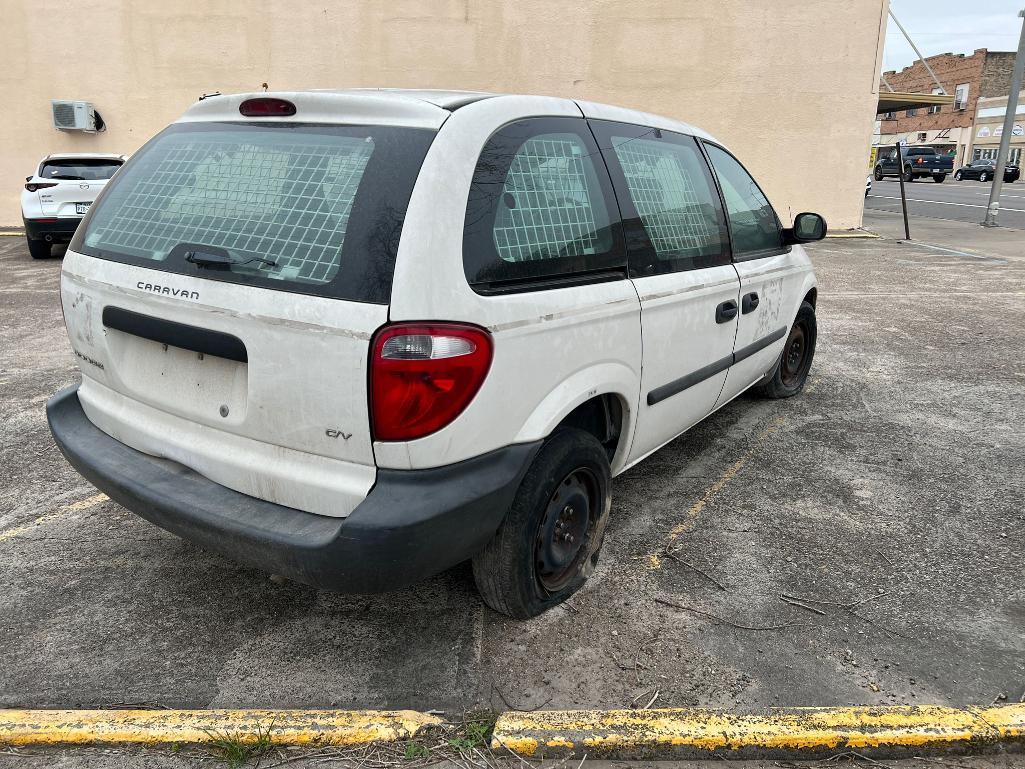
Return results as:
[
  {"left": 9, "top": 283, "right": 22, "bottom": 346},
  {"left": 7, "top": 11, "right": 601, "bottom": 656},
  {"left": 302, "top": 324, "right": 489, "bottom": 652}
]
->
[
  {"left": 84, "top": 129, "right": 375, "bottom": 286},
  {"left": 611, "top": 136, "right": 724, "bottom": 264},
  {"left": 492, "top": 133, "right": 612, "bottom": 263}
]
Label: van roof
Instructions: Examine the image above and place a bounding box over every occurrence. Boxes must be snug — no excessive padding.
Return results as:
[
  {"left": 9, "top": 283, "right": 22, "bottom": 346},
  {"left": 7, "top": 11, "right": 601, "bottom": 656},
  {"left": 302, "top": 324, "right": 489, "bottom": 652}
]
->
[{"left": 178, "top": 89, "right": 714, "bottom": 140}]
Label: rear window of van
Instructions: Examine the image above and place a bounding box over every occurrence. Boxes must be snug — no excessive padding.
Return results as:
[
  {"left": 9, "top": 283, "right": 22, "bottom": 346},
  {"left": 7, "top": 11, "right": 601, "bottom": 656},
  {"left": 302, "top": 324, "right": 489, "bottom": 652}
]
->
[{"left": 73, "top": 122, "right": 435, "bottom": 304}]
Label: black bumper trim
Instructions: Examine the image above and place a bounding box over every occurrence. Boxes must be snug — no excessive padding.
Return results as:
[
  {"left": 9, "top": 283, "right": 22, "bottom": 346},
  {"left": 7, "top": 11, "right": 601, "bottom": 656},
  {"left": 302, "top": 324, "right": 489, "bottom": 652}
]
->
[
  {"left": 23, "top": 217, "right": 81, "bottom": 242},
  {"left": 46, "top": 385, "right": 541, "bottom": 593}
]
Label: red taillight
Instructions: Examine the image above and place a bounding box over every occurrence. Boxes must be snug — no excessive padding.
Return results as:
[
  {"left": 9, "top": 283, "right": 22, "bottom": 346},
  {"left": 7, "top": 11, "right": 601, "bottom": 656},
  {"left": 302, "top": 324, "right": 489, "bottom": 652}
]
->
[
  {"left": 370, "top": 323, "right": 493, "bottom": 442},
  {"left": 239, "top": 97, "right": 296, "bottom": 117},
  {"left": 25, "top": 182, "right": 57, "bottom": 192},
  {"left": 916, "top": 158, "right": 923, "bottom": 165}
]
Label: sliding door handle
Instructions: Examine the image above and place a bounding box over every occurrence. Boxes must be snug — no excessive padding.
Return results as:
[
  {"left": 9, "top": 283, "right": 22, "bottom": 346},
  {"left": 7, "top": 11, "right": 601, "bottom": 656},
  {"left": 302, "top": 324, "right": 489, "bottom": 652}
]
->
[
  {"left": 742, "top": 292, "right": 760, "bottom": 314},
  {"left": 715, "top": 300, "right": 739, "bottom": 324}
]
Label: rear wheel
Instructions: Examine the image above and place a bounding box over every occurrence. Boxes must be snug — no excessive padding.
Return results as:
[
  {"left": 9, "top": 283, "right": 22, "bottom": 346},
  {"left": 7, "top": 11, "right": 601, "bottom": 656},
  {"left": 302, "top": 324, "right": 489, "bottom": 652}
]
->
[
  {"left": 755, "top": 301, "right": 817, "bottom": 399},
  {"left": 27, "top": 238, "right": 51, "bottom": 260},
  {"left": 472, "top": 428, "right": 611, "bottom": 618},
  {"left": 873, "top": 166, "right": 883, "bottom": 181},
  {"left": 903, "top": 165, "right": 914, "bottom": 182},
  {"left": 980, "top": 171, "right": 989, "bottom": 183},
  {"left": 954, "top": 171, "right": 963, "bottom": 181},
  {"left": 933, "top": 174, "right": 946, "bottom": 183}
]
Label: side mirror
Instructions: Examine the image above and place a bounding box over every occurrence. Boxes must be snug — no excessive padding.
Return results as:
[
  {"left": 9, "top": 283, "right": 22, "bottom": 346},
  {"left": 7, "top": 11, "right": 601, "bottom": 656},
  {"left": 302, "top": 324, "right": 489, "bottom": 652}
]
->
[{"left": 783, "top": 212, "right": 827, "bottom": 244}]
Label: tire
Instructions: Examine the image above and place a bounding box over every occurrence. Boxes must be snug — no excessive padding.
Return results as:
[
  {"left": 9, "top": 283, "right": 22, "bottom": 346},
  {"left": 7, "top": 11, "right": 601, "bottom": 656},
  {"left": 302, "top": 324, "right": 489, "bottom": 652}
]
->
[
  {"left": 472, "top": 428, "right": 611, "bottom": 619},
  {"left": 27, "top": 238, "right": 51, "bottom": 260},
  {"left": 903, "top": 165, "right": 914, "bottom": 182},
  {"left": 980, "top": 172, "right": 989, "bottom": 183},
  {"left": 873, "top": 167, "right": 883, "bottom": 181},
  {"left": 933, "top": 174, "right": 946, "bottom": 183},
  {"left": 954, "top": 171, "right": 963, "bottom": 181},
  {"left": 754, "top": 301, "right": 817, "bottom": 399}
]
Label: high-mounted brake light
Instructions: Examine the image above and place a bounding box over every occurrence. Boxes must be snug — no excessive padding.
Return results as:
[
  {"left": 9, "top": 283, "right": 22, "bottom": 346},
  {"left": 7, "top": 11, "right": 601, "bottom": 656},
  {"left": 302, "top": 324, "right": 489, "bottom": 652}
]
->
[
  {"left": 25, "top": 182, "right": 58, "bottom": 192},
  {"left": 239, "top": 97, "right": 297, "bottom": 117},
  {"left": 370, "top": 323, "right": 493, "bottom": 442}
]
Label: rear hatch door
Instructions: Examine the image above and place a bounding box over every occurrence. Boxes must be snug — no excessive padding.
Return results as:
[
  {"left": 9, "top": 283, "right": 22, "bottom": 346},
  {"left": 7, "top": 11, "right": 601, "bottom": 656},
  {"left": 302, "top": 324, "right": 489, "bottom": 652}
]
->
[
  {"left": 38, "top": 157, "right": 123, "bottom": 217},
  {"left": 62, "top": 112, "right": 438, "bottom": 515}
]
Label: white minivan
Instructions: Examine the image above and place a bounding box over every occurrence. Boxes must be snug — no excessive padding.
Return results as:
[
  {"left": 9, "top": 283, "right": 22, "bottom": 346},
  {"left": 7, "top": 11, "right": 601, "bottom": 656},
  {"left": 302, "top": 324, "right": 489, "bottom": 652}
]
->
[{"left": 47, "top": 90, "right": 822, "bottom": 617}]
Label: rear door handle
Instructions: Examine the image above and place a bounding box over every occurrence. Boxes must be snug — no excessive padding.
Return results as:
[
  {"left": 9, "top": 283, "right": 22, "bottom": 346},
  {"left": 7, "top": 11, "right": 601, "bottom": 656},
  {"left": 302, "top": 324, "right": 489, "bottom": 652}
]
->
[
  {"left": 715, "top": 300, "right": 739, "bottom": 324},
  {"left": 742, "top": 292, "right": 760, "bottom": 314}
]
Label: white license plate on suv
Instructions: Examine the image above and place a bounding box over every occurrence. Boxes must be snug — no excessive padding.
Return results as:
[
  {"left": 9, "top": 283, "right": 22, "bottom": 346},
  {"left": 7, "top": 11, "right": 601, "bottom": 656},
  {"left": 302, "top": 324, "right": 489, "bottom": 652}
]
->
[{"left": 75, "top": 202, "right": 91, "bottom": 215}]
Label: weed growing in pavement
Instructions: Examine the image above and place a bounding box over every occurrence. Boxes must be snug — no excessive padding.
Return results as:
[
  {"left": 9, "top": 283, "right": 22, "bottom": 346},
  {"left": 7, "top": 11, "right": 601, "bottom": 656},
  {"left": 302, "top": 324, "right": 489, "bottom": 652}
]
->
[
  {"left": 447, "top": 709, "right": 497, "bottom": 751},
  {"left": 204, "top": 722, "right": 274, "bottom": 768},
  {"left": 402, "top": 741, "right": 431, "bottom": 760}
]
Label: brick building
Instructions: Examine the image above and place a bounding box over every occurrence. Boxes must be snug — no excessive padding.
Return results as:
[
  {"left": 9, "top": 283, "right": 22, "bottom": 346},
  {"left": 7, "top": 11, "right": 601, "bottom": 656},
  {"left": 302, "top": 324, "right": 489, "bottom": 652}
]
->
[{"left": 874, "top": 48, "right": 1016, "bottom": 166}]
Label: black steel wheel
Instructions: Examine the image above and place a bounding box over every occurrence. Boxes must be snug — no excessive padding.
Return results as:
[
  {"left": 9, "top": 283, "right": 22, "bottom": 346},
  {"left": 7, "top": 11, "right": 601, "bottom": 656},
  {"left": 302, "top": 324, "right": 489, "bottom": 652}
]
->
[
  {"left": 980, "top": 171, "right": 989, "bottom": 183},
  {"left": 954, "top": 171, "right": 963, "bottom": 181},
  {"left": 473, "top": 428, "right": 611, "bottom": 618},
  {"left": 755, "top": 300, "right": 817, "bottom": 399}
]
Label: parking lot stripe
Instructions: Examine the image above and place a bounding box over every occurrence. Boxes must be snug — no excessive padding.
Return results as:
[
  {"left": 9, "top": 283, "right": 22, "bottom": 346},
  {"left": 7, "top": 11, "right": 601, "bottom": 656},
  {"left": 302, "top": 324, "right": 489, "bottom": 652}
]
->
[
  {"left": 491, "top": 704, "right": 1025, "bottom": 759},
  {"left": 0, "top": 493, "right": 109, "bottom": 542},
  {"left": 0, "top": 709, "right": 443, "bottom": 747},
  {"left": 649, "top": 416, "right": 784, "bottom": 568}
]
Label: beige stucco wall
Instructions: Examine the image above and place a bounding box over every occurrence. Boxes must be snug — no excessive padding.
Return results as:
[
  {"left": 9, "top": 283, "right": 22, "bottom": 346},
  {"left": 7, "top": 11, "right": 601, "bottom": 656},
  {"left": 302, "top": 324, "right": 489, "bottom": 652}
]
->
[{"left": 1, "top": 0, "right": 888, "bottom": 229}]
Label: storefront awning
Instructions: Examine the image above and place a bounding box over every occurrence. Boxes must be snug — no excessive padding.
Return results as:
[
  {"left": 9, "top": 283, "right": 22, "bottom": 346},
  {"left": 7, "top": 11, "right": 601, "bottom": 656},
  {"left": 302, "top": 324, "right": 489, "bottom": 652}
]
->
[{"left": 878, "top": 91, "right": 954, "bottom": 113}]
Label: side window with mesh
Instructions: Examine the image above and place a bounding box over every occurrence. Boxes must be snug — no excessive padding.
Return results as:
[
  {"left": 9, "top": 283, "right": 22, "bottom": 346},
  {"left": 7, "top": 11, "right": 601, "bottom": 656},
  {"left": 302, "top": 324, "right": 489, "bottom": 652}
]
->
[
  {"left": 589, "top": 120, "right": 730, "bottom": 276},
  {"left": 463, "top": 117, "right": 625, "bottom": 290}
]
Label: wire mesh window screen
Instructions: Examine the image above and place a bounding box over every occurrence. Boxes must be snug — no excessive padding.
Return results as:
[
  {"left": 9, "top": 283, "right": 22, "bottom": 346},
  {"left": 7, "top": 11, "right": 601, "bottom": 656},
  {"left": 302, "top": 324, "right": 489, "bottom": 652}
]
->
[
  {"left": 84, "top": 131, "right": 375, "bottom": 285},
  {"left": 612, "top": 137, "right": 721, "bottom": 261},
  {"left": 493, "top": 133, "right": 611, "bottom": 263}
]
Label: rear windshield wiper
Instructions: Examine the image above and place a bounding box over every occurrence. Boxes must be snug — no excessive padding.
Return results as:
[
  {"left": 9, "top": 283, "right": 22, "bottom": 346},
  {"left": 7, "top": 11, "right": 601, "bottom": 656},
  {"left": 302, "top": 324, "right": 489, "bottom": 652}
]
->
[
  {"left": 183, "top": 248, "right": 277, "bottom": 269},
  {"left": 49, "top": 174, "right": 85, "bottom": 180}
]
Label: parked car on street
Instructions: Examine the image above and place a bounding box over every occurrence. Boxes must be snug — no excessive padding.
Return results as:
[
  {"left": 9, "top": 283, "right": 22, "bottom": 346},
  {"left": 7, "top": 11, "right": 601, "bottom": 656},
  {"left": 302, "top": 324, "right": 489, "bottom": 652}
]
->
[
  {"left": 21, "top": 153, "right": 126, "bottom": 259},
  {"left": 953, "top": 158, "right": 1020, "bottom": 183},
  {"left": 46, "top": 90, "right": 824, "bottom": 617},
  {"left": 873, "top": 146, "right": 952, "bottom": 183}
]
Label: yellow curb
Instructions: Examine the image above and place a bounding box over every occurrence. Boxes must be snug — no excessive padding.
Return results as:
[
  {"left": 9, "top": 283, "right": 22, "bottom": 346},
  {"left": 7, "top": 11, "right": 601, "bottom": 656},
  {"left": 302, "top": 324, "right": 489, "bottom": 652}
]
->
[
  {"left": 491, "top": 705, "right": 1025, "bottom": 759},
  {"left": 0, "top": 709, "right": 443, "bottom": 747},
  {"left": 826, "top": 230, "right": 880, "bottom": 239}
]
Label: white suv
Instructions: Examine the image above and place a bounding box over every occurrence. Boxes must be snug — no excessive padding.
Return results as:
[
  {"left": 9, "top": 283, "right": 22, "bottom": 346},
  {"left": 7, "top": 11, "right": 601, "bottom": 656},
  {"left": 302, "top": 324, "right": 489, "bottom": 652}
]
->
[
  {"left": 22, "top": 153, "right": 125, "bottom": 259},
  {"left": 47, "top": 91, "right": 822, "bottom": 617}
]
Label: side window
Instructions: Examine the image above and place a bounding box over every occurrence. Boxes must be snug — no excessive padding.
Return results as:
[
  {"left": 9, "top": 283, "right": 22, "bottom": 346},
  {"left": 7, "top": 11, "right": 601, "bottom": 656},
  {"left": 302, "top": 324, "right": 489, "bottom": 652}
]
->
[
  {"left": 463, "top": 117, "right": 625, "bottom": 290},
  {"left": 589, "top": 120, "right": 730, "bottom": 276},
  {"left": 704, "top": 143, "right": 784, "bottom": 257}
]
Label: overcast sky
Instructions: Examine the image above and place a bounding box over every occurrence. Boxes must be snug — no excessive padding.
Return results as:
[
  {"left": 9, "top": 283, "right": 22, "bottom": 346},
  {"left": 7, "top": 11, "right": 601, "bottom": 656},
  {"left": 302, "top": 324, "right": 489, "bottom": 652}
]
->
[{"left": 884, "top": 0, "right": 1024, "bottom": 72}]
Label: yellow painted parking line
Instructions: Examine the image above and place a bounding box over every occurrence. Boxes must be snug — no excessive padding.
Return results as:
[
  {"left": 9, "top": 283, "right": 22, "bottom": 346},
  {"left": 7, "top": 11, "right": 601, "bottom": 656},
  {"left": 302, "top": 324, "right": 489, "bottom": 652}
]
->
[
  {"left": 0, "top": 232, "right": 25, "bottom": 236},
  {"left": 0, "top": 493, "right": 108, "bottom": 542},
  {"left": 491, "top": 704, "right": 1025, "bottom": 758},
  {"left": 648, "top": 416, "right": 783, "bottom": 568},
  {"left": 825, "top": 231, "right": 880, "bottom": 239},
  {"left": 0, "top": 709, "right": 443, "bottom": 747}
]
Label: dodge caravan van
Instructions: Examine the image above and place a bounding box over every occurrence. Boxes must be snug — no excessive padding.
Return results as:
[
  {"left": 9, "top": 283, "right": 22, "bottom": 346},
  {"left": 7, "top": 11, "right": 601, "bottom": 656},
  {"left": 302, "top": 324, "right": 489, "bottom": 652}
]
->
[{"left": 47, "top": 90, "right": 823, "bottom": 617}]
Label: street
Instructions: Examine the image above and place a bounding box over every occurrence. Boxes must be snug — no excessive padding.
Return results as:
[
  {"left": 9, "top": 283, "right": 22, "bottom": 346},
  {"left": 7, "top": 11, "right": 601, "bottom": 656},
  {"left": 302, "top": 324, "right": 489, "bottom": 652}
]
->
[{"left": 866, "top": 176, "right": 1025, "bottom": 230}]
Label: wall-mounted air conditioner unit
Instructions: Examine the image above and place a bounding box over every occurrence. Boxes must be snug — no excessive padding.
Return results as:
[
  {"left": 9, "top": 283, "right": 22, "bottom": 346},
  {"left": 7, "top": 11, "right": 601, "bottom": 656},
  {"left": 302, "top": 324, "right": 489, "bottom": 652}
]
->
[{"left": 51, "top": 100, "right": 97, "bottom": 132}]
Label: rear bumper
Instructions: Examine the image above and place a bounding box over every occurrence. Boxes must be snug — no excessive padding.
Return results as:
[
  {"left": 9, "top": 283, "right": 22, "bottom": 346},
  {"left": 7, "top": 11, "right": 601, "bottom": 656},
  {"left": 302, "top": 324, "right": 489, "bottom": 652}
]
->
[
  {"left": 23, "top": 217, "right": 81, "bottom": 242},
  {"left": 47, "top": 385, "right": 541, "bottom": 593}
]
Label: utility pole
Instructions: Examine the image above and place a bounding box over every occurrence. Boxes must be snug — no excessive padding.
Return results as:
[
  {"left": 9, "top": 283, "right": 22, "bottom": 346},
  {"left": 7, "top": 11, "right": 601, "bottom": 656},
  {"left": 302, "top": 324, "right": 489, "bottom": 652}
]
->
[{"left": 983, "top": 8, "right": 1025, "bottom": 227}]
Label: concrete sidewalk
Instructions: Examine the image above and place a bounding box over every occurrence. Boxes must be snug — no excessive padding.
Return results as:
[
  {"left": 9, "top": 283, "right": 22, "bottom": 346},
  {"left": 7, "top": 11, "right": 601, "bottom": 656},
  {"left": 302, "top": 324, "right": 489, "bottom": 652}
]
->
[{"left": 863, "top": 209, "right": 1024, "bottom": 261}]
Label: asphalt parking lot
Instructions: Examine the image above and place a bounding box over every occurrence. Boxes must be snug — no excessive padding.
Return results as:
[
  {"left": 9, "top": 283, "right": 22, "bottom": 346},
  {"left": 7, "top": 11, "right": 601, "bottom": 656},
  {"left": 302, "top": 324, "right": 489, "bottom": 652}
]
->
[
  {"left": 1, "top": 227, "right": 1023, "bottom": 716},
  {"left": 867, "top": 176, "right": 1025, "bottom": 229}
]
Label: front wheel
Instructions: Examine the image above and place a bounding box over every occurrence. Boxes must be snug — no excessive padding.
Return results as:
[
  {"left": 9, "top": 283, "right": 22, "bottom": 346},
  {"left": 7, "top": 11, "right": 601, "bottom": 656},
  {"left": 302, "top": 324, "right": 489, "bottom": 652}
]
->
[
  {"left": 933, "top": 174, "right": 946, "bottom": 183},
  {"left": 980, "top": 172, "right": 989, "bottom": 183},
  {"left": 954, "top": 171, "right": 963, "bottom": 181},
  {"left": 755, "top": 301, "right": 817, "bottom": 399},
  {"left": 473, "top": 428, "right": 611, "bottom": 618},
  {"left": 873, "top": 167, "right": 883, "bottom": 181}
]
